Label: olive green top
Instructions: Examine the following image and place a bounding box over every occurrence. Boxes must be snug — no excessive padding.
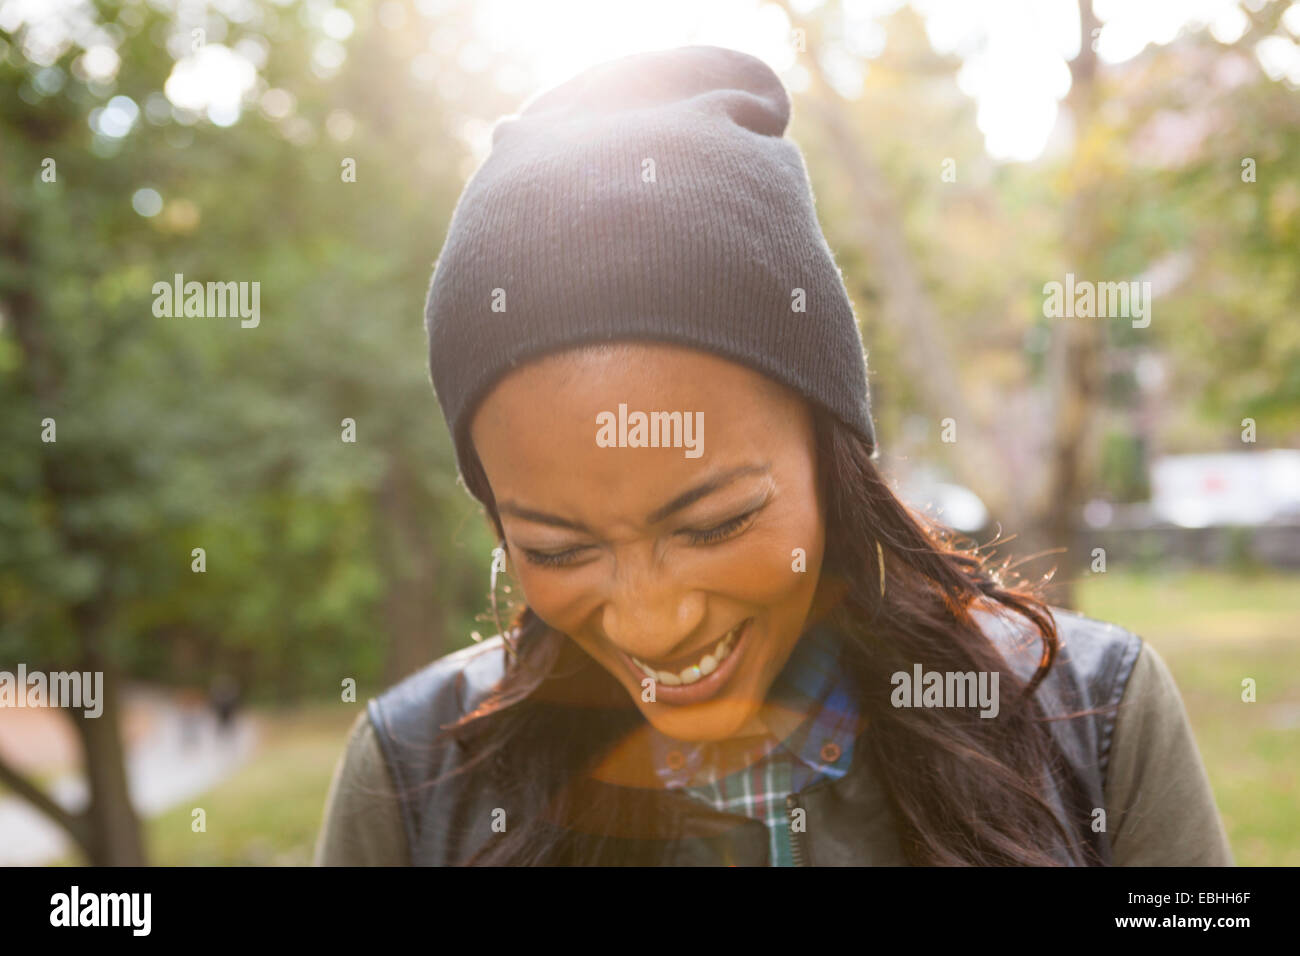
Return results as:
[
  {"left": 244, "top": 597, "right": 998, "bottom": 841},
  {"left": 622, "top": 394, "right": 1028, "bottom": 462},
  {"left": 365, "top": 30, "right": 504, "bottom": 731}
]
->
[{"left": 314, "top": 641, "right": 1234, "bottom": 866}]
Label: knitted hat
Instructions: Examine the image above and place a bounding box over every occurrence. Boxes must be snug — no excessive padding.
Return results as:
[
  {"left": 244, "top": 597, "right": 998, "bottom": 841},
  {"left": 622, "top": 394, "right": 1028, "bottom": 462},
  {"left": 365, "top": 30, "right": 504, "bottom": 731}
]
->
[{"left": 424, "top": 45, "right": 876, "bottom": 502}]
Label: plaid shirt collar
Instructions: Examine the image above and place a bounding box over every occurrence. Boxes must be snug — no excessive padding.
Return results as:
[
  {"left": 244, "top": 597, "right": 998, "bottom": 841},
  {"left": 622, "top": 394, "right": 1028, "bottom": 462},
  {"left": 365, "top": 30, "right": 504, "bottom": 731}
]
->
[{"left": 646, "top": 619, "right": 860, "bottom": 791}]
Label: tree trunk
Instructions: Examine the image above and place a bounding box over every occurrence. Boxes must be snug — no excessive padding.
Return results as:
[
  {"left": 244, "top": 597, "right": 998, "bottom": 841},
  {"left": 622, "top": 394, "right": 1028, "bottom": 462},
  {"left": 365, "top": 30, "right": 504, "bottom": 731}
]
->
[
  {"left": 1035, "top": 0, "right": 1105, "bottom": 609},
  {"left": 68, "top": 602, "right": 146, "bottom": 865}
]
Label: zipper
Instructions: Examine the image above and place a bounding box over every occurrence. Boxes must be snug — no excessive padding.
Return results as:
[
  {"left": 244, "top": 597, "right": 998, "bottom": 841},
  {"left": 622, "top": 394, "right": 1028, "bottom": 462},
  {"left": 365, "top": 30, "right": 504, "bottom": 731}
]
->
[
  {"left": 786, "top": 792, "right": 808, "bottom": 866},
  {"left": 785, "top": 773, "right": 837, "bottom": 866}
]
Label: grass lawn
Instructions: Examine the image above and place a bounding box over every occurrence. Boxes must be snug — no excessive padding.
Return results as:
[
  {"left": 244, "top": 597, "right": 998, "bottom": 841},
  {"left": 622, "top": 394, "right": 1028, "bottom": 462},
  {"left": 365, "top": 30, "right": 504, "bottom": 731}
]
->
[
  {"left": 1076, "top": 569, "right": 1300, "bottom": 866},
  {"left": 40, "top": 569, "right": 1296, "bottom": 866},
  {"left": 144, "top": 704, "right": 360, "bottom": 865}
]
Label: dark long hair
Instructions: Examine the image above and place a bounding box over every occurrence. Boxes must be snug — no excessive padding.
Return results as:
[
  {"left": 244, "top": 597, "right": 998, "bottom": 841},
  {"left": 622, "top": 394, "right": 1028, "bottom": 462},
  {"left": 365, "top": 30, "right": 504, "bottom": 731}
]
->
[{"left": 425, "top": 404, "right": 1099, "bottom": 865}]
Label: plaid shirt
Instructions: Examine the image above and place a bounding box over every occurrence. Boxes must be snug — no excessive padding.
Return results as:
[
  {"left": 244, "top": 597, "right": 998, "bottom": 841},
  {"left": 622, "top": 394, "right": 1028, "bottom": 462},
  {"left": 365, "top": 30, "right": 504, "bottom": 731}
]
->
[{"left": 647, "top": 620, "right": 861, "bottom": 865}]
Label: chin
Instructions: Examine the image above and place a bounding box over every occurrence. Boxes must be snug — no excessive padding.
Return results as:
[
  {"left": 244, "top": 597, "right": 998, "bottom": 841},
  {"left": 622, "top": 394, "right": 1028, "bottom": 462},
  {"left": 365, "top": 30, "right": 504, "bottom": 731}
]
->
[{"left": 639, "top": 695, "right": 758, "bottom": 743}]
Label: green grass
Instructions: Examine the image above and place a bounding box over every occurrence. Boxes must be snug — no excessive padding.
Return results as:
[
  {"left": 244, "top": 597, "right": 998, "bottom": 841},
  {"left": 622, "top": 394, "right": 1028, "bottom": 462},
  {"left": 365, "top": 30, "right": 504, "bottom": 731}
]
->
[
  {"left": 35, "top": 569, "right": 1297, "bottom": 866},
  {"left": 144, "top": 704, "right": 359, "bottom": 865},
  {"left": 1077, "top": 569, "right": 1300, "bottom": 866}
]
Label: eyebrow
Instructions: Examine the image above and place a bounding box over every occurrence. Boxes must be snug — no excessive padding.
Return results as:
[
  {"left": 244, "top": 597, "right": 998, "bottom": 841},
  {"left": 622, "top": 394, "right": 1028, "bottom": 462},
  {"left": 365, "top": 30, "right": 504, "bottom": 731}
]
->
[{"left": 497, "top": 463, "right": 772, "bottom": 533}]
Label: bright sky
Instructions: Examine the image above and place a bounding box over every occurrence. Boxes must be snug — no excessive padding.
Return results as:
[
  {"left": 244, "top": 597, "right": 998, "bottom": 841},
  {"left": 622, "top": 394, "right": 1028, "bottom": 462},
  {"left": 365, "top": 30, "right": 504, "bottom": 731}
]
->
[
  {"left": 6, "top": 0, "right": 1300, "bottom": 161},
  {"left": 459, "top": 0, "right": 1298, "bottom": 160}
]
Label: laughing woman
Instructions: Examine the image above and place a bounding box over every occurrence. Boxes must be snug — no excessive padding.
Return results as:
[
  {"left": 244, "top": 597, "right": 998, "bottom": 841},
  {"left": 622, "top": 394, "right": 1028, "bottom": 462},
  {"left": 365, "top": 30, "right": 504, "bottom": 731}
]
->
[{"left": 315, "top": 46, "right": 1233, "bottom": 866}]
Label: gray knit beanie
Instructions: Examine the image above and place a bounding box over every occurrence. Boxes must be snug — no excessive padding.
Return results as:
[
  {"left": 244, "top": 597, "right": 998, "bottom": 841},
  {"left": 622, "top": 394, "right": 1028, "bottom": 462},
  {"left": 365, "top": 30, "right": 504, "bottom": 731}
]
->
[{"left": 424, "top": 45, "right": 876, "bottom": 501}]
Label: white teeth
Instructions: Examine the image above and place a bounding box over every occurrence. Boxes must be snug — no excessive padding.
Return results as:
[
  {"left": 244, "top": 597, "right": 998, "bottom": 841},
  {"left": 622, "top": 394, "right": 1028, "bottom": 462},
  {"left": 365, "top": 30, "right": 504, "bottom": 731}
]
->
[{"left": 631, "top": 620, "right": 745, "bottom": 688}]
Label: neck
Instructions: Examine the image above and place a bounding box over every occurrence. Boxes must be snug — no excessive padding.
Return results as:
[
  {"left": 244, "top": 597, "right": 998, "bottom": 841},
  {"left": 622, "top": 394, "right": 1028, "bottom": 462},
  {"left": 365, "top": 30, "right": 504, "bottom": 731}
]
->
[{"left": 586, "top": 694, "right": 815, "bottom": 789}]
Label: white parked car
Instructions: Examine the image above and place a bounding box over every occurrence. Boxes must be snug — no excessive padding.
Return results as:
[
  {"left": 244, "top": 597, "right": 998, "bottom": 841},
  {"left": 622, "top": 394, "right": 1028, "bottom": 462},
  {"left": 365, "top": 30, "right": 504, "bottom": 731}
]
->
[{"left": 1150, "top": 450, "right": 1300, "bottom": 528}]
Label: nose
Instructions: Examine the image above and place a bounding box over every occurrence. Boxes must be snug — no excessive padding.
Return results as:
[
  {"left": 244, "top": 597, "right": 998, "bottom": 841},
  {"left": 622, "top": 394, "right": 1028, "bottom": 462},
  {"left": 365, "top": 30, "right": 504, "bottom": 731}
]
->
[{"left": 600, "top": 548, "right": 706, "bottom": 662}]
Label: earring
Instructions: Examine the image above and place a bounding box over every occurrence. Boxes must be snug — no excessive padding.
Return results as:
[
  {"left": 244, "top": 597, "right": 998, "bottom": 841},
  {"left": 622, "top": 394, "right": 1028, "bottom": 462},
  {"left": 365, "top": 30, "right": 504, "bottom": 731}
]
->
[
  {"left": 471, "top": 543, "right": 520, "bottom": 665},
  {"left": 876, "top": 540, "right": 886, "bottom": 599}
]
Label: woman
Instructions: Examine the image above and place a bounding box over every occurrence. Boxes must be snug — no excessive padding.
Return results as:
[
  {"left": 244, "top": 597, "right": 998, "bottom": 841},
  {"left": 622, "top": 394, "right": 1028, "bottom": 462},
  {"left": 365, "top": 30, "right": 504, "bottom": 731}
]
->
[{"left": 316, "top": 46, "right": 1232, "bottom": 866}]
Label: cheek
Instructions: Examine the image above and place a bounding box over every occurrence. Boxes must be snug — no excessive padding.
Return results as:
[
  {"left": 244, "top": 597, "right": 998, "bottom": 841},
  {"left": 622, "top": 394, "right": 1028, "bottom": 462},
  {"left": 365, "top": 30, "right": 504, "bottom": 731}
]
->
[
  {"left": 724, "top": 506, "right": 825, "bottom": 607},
  {"left": 504, "top": 550, "right": 565, "bottom": 623},
  {"left": 721, "top": 461, "right": 826, "bottom": 598},
  {"left": 503, "top": 547, "right": 603, "bottom": 642}
]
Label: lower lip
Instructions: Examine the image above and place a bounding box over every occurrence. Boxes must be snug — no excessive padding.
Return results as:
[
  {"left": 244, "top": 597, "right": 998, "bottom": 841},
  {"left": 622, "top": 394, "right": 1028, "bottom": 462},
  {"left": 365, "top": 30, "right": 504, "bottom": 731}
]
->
[{"left": 619, "top": 619, "right": 753, "bottom": 707}]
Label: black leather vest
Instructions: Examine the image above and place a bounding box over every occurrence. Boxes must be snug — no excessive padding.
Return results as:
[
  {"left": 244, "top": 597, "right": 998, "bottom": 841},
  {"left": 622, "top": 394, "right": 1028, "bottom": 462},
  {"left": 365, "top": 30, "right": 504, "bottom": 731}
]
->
[{"left": 368, "top": 607, "right": 1142, "bottom": 865}]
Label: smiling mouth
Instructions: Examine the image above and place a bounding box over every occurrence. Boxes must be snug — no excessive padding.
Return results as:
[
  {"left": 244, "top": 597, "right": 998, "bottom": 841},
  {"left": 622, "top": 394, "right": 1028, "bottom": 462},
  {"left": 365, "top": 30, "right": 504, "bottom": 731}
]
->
[{"left": 622, "top": 618, "right": 750, "bottom": 687}]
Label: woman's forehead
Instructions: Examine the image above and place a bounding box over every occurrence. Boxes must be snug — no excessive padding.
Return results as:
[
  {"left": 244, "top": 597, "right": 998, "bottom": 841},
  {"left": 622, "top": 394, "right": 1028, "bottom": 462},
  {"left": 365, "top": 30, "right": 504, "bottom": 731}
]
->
[
  {"left": 482, "top": 341, "right": 794, "bottom": 408},
  {"left": 469, "top": 346, "right": 814, "bottom": 508}
]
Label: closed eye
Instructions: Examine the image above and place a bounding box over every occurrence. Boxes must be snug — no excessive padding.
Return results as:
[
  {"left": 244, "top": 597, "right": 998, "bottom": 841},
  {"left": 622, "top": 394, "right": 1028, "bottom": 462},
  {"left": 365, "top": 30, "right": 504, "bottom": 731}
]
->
[
  {"left": 520, "top": 544, "right": 591, "bottom": 568},
  {"left": 519, "top": 508, "right": 760, "bottom": 569},
  {"left": 680, "top": 508, "right": 759, "bottom": 545}
]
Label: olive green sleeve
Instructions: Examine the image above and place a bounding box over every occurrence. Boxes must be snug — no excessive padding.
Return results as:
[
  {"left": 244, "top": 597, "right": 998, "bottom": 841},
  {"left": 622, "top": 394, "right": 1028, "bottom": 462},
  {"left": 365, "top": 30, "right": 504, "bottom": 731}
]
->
[
  {"left": 1104, "top": 641, "right": 1234, "bottom": 866},
  {"left": 314, "top": 709, "right": 411, "bottom": 866}
]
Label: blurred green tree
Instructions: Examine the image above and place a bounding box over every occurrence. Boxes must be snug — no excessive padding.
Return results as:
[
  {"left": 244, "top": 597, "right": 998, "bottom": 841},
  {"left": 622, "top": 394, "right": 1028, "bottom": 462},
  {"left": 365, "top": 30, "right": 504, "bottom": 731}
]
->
[{"left": 0, "top": 0, "right": 499, "bottom": 864}]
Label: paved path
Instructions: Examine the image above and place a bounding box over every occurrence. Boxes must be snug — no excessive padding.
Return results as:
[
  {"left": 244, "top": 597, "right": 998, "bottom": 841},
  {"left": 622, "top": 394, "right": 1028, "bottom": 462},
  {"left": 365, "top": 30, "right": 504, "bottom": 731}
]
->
[{"left": 0, "top": 690, "right": 257, "bottom": 865}]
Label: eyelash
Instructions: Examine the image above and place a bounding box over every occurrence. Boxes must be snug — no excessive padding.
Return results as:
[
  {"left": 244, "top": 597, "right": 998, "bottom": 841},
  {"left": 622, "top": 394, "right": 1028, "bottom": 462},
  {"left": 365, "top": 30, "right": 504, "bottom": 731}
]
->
[{"left": 520, "top": 509, "right": 759, "bottom": 568}]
